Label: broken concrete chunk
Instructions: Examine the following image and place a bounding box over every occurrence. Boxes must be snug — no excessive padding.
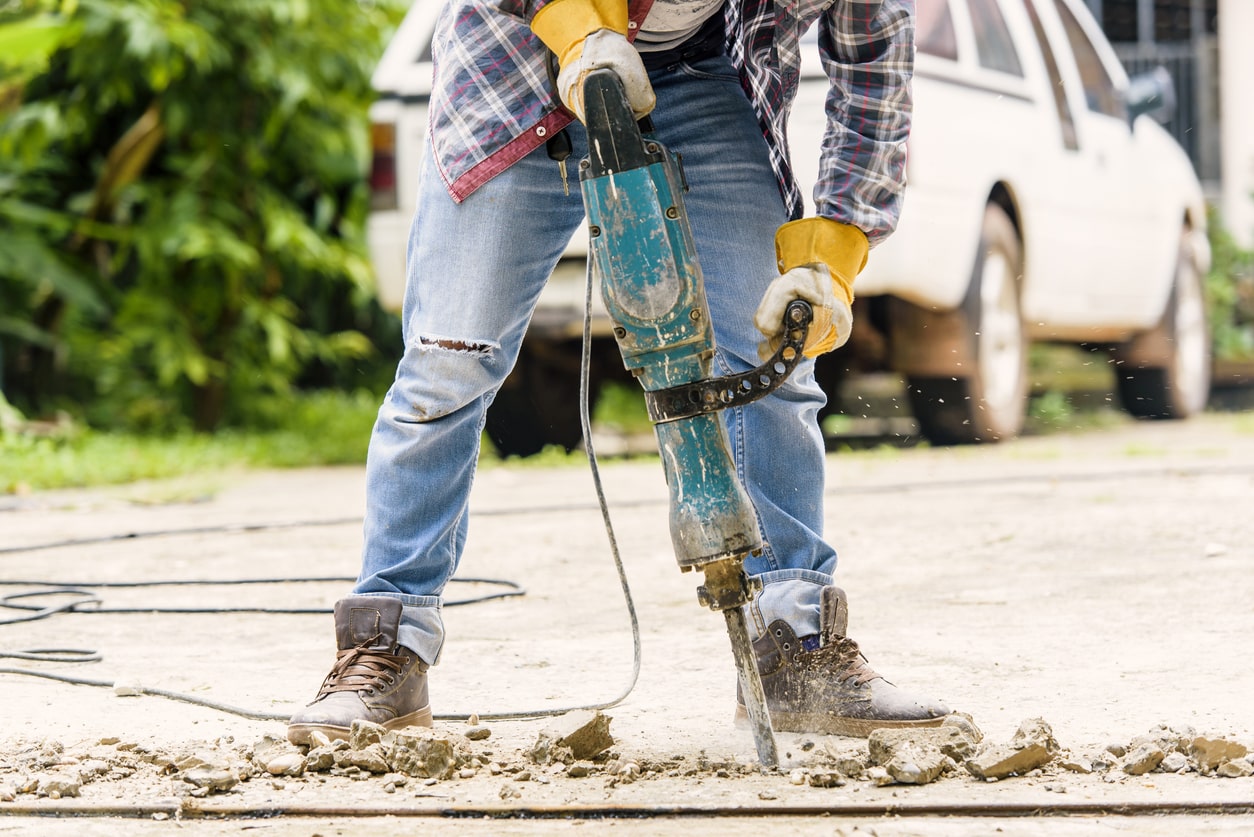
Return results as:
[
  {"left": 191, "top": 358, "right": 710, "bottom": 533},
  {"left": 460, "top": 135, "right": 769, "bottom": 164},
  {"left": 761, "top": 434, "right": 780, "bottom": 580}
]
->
[
  {"left": 868, "top": 727, "right": 970, "bottom": 786},
  {"left": 546, "top": 711, "right": 614, "bottom": 761},
  {"left": 304, "top": 746, "right": 336, "bottom": 773},
  {"left": 1011, "top": 718, "right": 1061, "bottom": 756},
  {"left": 1158, "top": 752, "right": 1189, "bottom": 774},
  {"left": 388, "top": 730, "right": 459, "bottom": 779},
  {"left": 966, "top": 742, "right": 1053, "bottom": 781},
  {"left": 32, "top": 741, "right": 64, "bottom": 768},
  {"left": 869, "top": 724, "right": 980, "bottom": 765},
  {"left": 941, "top": 712, "right": 984, "bottom": 744},
  {"left": 348, "top": 743, "right": 391, "bottom": 774},
  {"left": 1189, "top": 737, "right": 1248, "bottom": 774},
  {"left": 833, "top": 756, "right": 867, "bottom": 779},
  {"left": 264, "top": 753, "right": 305, "bottom": 777},
  {"left": 1217, "top": 760, "right": 1254, "bottom": 778},
  {"left": 966, "top": 717, "right": 1061, "bottom": 781},
  {"left": 182, "top": 767, "right": 238, "bottom": 793},
  {"left": 307, "top": 730, "right": 332, "bottom": 750},
  {"left": 80, "top": 760, "right": 110, "bottom": 778},
  {"left": 349, "top": 720, "right": 385, "bottom": 750},
  {"left": 527, "top": 732, "right": 573, "bottom": 767},
  {"left": 885, "top": 744, "right": 952, "bottom": 785},
  {"left": 807, "top": 770, "right": 845, "bottom": 788},
  {"left": 1130, "top": 725, "right": 1195, "bottom": 758},
  {"left": 1059, "top": 753, "right": 1093, "bottom": 774},
  {"left": 142, "top": 750, "right": 176, "bottom": 771},
  {"left": 1121, "top": 744, "right": 1165, "bottom": 776},
  {"left": 966, "top": 724, "right": 1056, "bottom": 781},
  {"left": 39, "top": 773, "right": 81, "bottom": 799},
  {"left": 250, "top": 734, "right": 297, "bottom": 765},
  {"left": 173, "top": 750, "right": 228, "bottom": 772},
  {"left": 865, "top": 765, "right": 894, "bottom": 786}
]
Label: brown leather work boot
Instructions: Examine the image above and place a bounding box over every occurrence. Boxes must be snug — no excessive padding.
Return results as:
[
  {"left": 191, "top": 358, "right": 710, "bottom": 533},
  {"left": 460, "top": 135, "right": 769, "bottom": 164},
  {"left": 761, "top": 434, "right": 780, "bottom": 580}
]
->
[
  {"left": 738, "top": 585, "right": 951, "bottom": 737},
  {"left": 287, "top": 595, "right": 432, "bottom": 746}
]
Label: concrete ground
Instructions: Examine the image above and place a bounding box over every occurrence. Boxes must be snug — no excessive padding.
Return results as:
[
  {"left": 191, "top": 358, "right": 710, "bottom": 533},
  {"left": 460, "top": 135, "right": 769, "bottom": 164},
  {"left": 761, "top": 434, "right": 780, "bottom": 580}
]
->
[{"left": 2, "top": 410, "right": 1253, "bottom": 834}]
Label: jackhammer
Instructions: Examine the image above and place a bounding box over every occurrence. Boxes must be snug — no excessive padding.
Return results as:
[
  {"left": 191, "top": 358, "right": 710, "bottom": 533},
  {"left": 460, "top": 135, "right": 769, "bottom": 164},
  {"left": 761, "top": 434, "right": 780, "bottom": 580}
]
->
[{"left": 577, "top": 69, "right": 814, "bottom": 769}]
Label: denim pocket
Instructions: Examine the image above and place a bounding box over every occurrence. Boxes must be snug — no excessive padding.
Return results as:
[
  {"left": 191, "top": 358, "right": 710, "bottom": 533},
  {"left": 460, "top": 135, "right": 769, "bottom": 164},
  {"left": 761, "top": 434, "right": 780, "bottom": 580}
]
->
[{"left": 677, "top": 53, "right": 742, "bottom": 84}]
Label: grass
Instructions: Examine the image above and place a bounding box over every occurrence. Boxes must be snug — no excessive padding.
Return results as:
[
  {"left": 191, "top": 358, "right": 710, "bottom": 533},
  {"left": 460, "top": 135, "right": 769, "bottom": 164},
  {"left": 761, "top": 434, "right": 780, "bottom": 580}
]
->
[
  {"left": 0, "top": 390, "right": 383, "bottom": 494},
  {"left": 1023, "top": 345, "right": 1125, "bottom": 437},
  {"left": 0, "top": 385, "right": 650, "bottom": 493},
  {"left": 2, "top": 348, "right": 1238, "bottom": 494}
]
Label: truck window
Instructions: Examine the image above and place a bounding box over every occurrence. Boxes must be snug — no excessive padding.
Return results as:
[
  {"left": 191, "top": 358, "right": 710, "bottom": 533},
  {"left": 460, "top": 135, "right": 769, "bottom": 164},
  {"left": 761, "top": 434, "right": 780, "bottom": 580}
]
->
[
  {"left": 1023, "top": 0, "right": 1080, "bottom": 149},
  {"left": 917, "top": 0, "right": 959, "bottom": 60},
  {"left": 1053, "top": 0, "right": 1126, "bottom": 118},
  {"left": 968, "top": 0, "right": 1025, "bottom": 76}
]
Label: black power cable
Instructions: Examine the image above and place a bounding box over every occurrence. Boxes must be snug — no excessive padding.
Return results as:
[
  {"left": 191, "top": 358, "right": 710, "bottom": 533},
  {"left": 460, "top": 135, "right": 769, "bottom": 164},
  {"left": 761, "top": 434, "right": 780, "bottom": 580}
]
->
[{"left": 0, "top": 263, "right": 646, "bottom": 726}]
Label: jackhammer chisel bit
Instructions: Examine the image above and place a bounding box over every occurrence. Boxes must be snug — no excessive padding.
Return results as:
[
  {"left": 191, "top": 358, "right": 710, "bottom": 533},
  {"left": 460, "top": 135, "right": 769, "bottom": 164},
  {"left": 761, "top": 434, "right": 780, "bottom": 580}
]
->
[{"left": 577, "top": 69, "right": 815, "bottom": 769}]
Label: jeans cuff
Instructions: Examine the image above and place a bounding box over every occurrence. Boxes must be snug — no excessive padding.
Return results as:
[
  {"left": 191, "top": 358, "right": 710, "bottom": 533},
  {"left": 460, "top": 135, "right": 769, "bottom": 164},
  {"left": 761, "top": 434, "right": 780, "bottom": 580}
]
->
[{"left": 745, "top": 572, "right": 833, "bottom": 641}]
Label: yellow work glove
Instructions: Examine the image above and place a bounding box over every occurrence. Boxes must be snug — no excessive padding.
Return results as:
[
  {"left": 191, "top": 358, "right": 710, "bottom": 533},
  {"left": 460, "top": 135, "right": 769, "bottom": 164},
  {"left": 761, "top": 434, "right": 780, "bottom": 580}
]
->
[
  {"left": 753, "top": 218, "right": 869, "bottom": 362},
  {"left": 531, "top": 0, "right": 654, "bottom": 122}
]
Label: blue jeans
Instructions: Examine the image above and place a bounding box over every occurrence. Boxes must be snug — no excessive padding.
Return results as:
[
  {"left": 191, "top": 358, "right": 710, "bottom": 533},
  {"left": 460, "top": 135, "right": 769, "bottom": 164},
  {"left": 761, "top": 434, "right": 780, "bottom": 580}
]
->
[{"left": 356, "top": 53, "right": 838, "bottom": 665}]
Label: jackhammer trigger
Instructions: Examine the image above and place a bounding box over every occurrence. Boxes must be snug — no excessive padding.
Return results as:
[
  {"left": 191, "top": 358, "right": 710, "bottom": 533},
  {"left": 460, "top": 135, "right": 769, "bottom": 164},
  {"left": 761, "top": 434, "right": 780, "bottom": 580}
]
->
[{"left": 643, "top": 299, "right": 813, "bottom": 423}]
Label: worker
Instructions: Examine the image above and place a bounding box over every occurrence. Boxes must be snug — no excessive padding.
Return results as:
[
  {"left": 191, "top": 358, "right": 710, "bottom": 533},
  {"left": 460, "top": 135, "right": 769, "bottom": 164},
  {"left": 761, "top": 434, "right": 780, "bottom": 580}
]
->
[{"left": 288, "top": 0, "right": 952, "bottom": 746}]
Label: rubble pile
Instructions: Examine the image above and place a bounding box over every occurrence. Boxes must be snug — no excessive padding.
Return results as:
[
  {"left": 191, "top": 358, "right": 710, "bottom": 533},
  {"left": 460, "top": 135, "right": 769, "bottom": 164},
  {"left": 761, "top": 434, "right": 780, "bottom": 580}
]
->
[
  {"left": 2, "top": 713, "right": 1252, "bottom": 803},
  {"left": 780, "top": 716, "right": 1254, "bottom": 788}
]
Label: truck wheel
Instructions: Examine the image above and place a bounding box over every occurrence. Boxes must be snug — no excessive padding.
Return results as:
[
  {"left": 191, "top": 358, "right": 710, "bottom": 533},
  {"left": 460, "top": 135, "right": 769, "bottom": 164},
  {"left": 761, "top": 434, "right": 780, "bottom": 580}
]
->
[
  {"left": 1113, "top": 228, "right": 1211, "bottom": 419},
  {"left": 905, "top": 204, "right": 1028, "bottom": 445},
  {"left": 486, "top": 340, "right": 590, "bottom": 458}
]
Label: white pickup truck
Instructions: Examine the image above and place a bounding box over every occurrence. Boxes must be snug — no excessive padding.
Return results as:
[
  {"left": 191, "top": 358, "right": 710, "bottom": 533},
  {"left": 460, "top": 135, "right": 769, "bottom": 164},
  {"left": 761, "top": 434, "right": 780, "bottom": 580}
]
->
[{"left": 365, "top": 0, "right": 1210, "bottom": 455}]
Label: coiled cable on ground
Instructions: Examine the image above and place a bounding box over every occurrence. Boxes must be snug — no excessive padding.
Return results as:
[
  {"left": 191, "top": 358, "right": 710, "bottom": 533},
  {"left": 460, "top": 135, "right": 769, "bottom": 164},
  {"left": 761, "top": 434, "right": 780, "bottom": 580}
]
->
[{"left": 0, "top": 262, "right": 645, "bottom": 726}]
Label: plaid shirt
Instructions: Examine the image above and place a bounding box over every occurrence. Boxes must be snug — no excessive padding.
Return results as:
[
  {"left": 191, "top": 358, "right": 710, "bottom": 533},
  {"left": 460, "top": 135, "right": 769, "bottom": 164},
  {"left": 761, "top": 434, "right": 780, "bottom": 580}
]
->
[{"left": 429, "top": 0, "right": 913, "bottom": 245}]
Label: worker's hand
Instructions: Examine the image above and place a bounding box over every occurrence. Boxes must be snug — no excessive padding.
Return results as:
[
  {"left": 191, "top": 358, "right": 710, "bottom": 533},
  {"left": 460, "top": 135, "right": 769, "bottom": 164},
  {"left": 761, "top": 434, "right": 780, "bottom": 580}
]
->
[
  {"left": 754, "top": 264, "right": 853, "bottom": 361},
  {"left": 753, "top": 218, "right": 869, "bottom": 362},
  {"left": 531, "top": 0, "right": 654, "bottom": 122},
  {"left": 556, "top": 29, "right": 655, "bottom": 122}
]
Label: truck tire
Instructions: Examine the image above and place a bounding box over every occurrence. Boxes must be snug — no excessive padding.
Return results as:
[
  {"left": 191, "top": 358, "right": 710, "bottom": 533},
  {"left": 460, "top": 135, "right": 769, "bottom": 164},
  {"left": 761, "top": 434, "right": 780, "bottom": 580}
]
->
[
  {"left": 905, "top": 204, "right": 1028, "bottom": 445},
  {"left": 1113, "top": 227, "right": 1211, "bottom": 419}
]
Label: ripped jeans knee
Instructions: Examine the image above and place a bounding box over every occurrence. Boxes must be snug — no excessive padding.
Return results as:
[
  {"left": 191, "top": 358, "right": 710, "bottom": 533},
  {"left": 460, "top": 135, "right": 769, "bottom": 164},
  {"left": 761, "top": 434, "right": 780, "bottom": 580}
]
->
[
  {"left": 386, "top": 332, "right": 509, "bottom": 423},
  {"left": 418, "top": 335, "right": 493, "bottom": 356}
]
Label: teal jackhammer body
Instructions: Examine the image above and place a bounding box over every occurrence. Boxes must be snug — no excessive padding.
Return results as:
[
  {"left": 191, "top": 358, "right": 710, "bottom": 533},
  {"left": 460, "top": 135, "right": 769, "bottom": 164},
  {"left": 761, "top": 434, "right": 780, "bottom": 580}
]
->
[{"left": 577, "top": 69, "right": 814, "bottom": 769}]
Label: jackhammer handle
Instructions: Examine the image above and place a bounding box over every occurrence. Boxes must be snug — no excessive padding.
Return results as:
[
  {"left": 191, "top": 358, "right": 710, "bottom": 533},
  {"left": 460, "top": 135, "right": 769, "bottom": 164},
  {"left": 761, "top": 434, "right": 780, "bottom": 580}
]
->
[
  {"left": 581, "top": 69, "right": 655, "bottom": 175},
  {"left": 642, "top": 299, "right": 814, "bottom": 423}
]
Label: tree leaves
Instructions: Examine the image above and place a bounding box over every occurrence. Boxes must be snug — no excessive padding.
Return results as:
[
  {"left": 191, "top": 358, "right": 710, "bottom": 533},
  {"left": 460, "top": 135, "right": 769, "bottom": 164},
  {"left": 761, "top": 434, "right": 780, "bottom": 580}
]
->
[{"left": 1, "top": 0, "right": 407, "bottom": 429}]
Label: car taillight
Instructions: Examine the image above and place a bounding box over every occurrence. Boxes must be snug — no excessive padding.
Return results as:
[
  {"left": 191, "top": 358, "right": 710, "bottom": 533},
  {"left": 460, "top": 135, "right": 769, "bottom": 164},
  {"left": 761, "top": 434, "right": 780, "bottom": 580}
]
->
[{"left": 370, "top": 121, "right": 398, "bottom": 211}]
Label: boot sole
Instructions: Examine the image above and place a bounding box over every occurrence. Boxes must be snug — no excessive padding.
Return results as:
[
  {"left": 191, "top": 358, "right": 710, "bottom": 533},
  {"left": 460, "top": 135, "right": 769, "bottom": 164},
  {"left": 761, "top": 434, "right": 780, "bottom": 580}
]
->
[
  {"left": 734, "top": 704, "right": 949, "bottom": 738},
  {"left": 287, "top": 705, "right": 434, "bottom": 747}
]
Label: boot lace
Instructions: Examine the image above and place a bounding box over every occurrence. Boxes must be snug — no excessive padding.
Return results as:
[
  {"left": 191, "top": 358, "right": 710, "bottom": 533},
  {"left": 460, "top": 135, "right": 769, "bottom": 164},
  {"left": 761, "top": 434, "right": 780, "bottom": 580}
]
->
[
  {"left": 800, "top": 636, "right": 879, "bottom": 687},
  {"left": 317, "top": 633, "right": 409, "bottom": 696}
]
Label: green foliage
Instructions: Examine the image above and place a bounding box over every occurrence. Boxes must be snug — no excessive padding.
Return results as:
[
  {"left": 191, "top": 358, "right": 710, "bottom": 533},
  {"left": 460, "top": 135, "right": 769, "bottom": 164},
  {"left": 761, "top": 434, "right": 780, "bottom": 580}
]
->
[
  {"left": 0, "top": 0, "right": 405, "bottom": 431},
  {"left": 1206, "top": 210, "right": 1254, "bottom": 361},
  {"left": 0, "top": 388, "right": 382, "bottom": 492},
  {"left": 1026, "top": 388, "right": 1074, "bottom": 430},
  {"left": 590, "top": 380, "right": 651, "bottom": 433}
]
